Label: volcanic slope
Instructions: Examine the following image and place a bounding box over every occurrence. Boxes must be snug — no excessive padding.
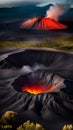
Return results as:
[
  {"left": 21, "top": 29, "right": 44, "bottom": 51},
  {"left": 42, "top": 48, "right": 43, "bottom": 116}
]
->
[
  {"left": 21, "top": 17, "right": 68, "bottom": 30},
  {"left": 0, "top": 49, "right": 73, "bottom": 130}
]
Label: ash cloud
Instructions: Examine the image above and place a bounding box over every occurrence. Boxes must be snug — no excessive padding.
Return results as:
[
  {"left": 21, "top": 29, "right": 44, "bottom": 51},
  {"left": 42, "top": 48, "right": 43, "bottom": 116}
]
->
[{"left": 46, "top": 3, "right": 68, "bottom": 21}]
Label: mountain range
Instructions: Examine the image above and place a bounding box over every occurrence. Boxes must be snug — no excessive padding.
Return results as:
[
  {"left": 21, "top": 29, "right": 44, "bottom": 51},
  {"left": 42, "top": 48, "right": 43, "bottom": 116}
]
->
[{"left": 0, "top": 4, "right": 73, "bottom": 22}]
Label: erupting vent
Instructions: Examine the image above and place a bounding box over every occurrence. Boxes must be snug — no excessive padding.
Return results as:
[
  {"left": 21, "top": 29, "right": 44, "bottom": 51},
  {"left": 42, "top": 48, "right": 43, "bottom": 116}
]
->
[
  {"left": 21, "top": 83, "right": 57, "bottom": 94},
  {"left": 21, "top": 17, "right": 68, "bottom": 30},
  {"left": 13, "top": 71, "right": 64, "bottom": 95}
]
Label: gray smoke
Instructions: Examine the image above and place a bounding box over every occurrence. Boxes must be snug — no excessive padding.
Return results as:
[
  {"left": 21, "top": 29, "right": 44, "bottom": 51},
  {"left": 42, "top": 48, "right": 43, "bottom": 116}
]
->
[{"left": 46, "top": 3, "right": 69, "bottom": 21}]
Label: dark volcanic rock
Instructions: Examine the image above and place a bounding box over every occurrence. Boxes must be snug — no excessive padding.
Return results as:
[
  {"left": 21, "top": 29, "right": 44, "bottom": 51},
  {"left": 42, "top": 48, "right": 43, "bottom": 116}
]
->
[{"left": 0, "top": 49, "right": 73, "bottom": 130}]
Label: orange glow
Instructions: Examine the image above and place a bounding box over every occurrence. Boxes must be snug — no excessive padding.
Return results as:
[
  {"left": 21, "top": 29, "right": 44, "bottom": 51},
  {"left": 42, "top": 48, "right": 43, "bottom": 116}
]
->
[
  {"left": 35, "top": 18, "right": 68, "bottom": 30},
  {"left": 21, "top": 83, "right": 57, "bottom": 94},
  {"left": 21, "top": 17, "right": 68, "bottom": 30},
  {"left": 21, "top": 17, "right": 38, "bottom": 28}
]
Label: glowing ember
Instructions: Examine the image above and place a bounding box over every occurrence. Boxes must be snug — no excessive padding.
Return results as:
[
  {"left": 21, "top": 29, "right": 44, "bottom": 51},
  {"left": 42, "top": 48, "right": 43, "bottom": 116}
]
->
[{"left": 21, "top": 83, "right": 57, "bottom": 94}]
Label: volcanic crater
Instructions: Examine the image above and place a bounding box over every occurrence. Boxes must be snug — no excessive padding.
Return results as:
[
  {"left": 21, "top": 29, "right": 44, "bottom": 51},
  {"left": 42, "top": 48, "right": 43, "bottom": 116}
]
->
[{"left": 0, "top": 49, "right": 73, "bottom": 130}]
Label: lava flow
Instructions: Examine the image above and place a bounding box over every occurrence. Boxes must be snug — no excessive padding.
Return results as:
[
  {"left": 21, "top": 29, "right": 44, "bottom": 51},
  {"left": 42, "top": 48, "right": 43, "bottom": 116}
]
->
[
  {"left": 21, "top": 83, "right": 57, "bottom": 94},
  {"left": 21, "top": 17, "right": 68, "bottom": 30}
]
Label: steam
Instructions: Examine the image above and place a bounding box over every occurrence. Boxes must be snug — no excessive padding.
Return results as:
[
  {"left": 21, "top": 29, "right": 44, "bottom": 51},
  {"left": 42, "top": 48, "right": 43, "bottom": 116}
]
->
[{"left": 46, "top": 4, "right": 65, "bottom": 21}]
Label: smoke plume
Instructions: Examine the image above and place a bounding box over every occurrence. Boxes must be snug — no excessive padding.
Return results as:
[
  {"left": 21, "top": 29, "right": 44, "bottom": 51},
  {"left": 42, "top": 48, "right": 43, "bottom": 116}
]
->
[{"left": 46, "top": 4, "right": 65, "bottom": 21}]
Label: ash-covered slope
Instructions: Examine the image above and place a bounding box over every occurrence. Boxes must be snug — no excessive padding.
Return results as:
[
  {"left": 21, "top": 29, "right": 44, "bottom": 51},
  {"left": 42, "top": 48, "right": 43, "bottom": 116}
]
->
[
  {"left": 0, "top": 49, "right": 73, "bottom": 130},
  {"left": 1, "top": 49, "right": 73, "bottom": 80}
]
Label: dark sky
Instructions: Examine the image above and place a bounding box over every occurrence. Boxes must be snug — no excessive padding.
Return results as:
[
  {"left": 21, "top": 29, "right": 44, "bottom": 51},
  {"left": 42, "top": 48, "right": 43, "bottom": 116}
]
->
[
  {"left": 0, "top": 0, "right": 72, "bottom": 7},
  {"left": 0, "top": 0, "right": 73, "bottom": 22}
]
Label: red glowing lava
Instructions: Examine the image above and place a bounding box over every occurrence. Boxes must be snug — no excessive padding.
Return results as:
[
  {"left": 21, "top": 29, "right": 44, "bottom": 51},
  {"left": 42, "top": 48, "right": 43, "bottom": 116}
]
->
[
  {"left": 21, "top": 17, "right": 68, "bottom": 30},
  {"left": 21, "top": 83, "right": 57, "bottom": 94}
]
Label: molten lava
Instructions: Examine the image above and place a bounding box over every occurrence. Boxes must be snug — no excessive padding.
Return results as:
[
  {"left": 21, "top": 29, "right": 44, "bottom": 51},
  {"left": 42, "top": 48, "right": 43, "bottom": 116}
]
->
[
  {"left": 21, "top": 83, "right": 57, "bottom": 94},
  {"left": 21, "top": 17, "right": 68, "bottom": 30}
]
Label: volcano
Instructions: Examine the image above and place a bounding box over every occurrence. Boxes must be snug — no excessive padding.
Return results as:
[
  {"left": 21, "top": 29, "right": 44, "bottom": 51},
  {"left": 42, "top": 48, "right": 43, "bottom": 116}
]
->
[
  {"left": 21, "top": 17, "right": 68, "bottom": 30},
  {"left": 0, "top": 49, "right": 73, "bottom": 130}
]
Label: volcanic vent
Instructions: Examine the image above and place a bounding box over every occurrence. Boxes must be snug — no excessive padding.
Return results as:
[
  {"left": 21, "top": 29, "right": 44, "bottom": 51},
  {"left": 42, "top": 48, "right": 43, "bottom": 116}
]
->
[
  {"left": 0, "top": 49, "right": 73, "bottom": 130},
  {"left": 1, "top": 49, "right": 73, "bottom": 96},
  {"left": 13, "top": 70, "right": 64, "bottom": 95}
]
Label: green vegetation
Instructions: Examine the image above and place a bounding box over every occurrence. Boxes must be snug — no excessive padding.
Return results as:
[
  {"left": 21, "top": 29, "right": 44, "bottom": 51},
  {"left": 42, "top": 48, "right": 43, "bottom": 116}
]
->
[
  {"left": 62, "top": 124, "right": 73, "bottom": 130},
  {"left": 0, "top": 111, "right": 45, "bottom": 130},
  {"left": 0, "top": 111, "right": 17, "bottom": 125},
  {"left": 17, "top": 120, "right": 45, "bottom": 130},
  {"left": 0, "top": 111, "right": 73, "bottom": 130},
  {"left": 0, "top": 35, "right": 73, "bottom": 51},
  {"left": 0, "top": 111, "right": 17, "bottom": 130}
]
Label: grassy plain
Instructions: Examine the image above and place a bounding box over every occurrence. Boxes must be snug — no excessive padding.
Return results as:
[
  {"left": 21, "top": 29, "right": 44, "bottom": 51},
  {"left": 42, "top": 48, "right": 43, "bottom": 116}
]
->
[{"left": 0, "top": 35, "right": 73, "bottom": 51}]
